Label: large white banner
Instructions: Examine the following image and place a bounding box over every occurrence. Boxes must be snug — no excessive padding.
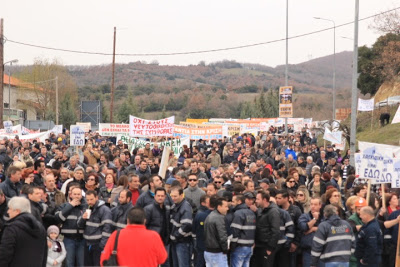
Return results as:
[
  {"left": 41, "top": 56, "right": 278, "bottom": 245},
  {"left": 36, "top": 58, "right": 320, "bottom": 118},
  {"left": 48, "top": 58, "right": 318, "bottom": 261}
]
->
[
  {"left": 359, "top": 141, "right": 400, "bottom": 158},
  {"left": 392, "top": 105, "right": 400, "bottom": 124},
  {"left": 358, "top": 98, "right": 374, "bottom": 111},
  {"left": 0, "top": 130, "right": 50, "bottom": 143},
  {"left": 117, "top": 135, "right": 190, "bottom": 157},
  {"left": 358, "top": 141, "right": 395, "bottom": 184},
  {"left": 129, "top": 116, "right": 175, "bottom": 137}
]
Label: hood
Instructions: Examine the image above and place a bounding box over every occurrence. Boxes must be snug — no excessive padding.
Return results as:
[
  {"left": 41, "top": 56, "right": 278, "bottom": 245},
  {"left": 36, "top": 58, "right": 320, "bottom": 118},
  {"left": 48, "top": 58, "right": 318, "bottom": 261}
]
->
[
  {"left": 7, "top": 212, "right": 45, "bottom": 238},
  {"left": 234, "top": 203, "right": 249, "bottom": 212},
  {"left": 327, "top": 214, "right": 342, "bottom": 226}
]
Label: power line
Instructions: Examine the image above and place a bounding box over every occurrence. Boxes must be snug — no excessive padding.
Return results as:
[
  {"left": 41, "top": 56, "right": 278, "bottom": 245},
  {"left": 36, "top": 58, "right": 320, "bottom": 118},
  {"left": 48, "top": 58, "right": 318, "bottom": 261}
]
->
[{"left": 5, "top": 6, "right": 400, "bottom": 57}]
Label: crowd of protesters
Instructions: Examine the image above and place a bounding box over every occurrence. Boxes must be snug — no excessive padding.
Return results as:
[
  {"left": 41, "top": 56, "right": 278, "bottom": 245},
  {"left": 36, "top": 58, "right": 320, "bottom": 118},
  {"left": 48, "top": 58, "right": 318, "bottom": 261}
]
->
[{"left": 0, "top": 125, "right": 397, "bottom": 267}]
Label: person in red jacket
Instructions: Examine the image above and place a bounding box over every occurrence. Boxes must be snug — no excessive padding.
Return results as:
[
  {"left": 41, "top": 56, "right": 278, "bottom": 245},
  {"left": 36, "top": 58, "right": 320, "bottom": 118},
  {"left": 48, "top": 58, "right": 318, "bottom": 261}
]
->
[{"left": 100, "top": 207, "right": 167, "bottom": 267}]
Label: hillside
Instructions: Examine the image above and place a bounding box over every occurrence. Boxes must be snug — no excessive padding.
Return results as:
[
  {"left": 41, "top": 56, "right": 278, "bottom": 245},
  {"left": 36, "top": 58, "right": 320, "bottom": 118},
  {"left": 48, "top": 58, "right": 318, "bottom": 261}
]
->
[{"left": 67, "top": 51, "right": 353, "bottom": 121}]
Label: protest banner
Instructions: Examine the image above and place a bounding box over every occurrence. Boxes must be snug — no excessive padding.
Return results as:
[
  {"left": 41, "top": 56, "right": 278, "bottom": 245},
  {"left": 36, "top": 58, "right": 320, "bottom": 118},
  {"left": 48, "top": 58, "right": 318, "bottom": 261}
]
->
[
  {"left": 49, "top": 125, "right": 63, "bottom": 135},
  {"left": 392, "top": 105, "right": 400, "bottom": 124},
  {"left": 70, "top": 125, "right": 85, "bottom": 146},
  {"left": 0, "top": 130, "right": 50, "bottom": 143},
  {"left": 279, "top": 86, "right": 293, "bottom": 118},
  {"left": 391, "top": 158, "right": 400, "bottom": 188},
  {"left": 357, "top": 98, "right": 374, "bottom": 111},
  {"left": 0, "top": 124, "right": 21, "bottom": 135},
  {"left": 260, "top": 122, "right": 270, "bottom": 132},
  {"left": 117, "top": 135, "right": 190, "bottom": 157},
  {"left": 129, "top": 116, "right": 175, "bottom": 137},
  {"left": 76, "top": 122, "right": 91, "bottom": 132},
  {"left": 99, "top": 123, "right": 129, "bottom": 136},
  {"left": 359, "top": 141, "right": 400, "bottom": 158},
  {"left": 186, "top": 118, "right": 208, "bottom": 124},
  {"left": 358, "top": 141, "right": 394, "bottom": 184},
  {"left": 3, "top": 121, "right": 13, "bottom": 134},
  {"left": 323, "top": 128, "right": 342, "bottom": 144},
  {"left": 158, "top": 147, "right": 171, "bottom": 179},
  {"left": 173, "top": 125, "right": 222, "bottom": 140}
]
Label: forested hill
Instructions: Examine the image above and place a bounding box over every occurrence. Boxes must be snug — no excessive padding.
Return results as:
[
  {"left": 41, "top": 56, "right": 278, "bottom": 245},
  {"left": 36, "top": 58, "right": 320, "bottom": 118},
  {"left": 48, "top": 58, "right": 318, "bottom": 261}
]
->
[{"left": 69, "top": 51, "right": 353, "bottom": 121}]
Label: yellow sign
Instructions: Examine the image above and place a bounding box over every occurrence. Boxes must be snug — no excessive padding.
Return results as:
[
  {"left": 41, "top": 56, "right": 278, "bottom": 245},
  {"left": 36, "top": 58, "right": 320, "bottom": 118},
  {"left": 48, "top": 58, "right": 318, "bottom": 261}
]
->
[
  {"left": 186, "top": 118, "right": 209, "bottom": 124},
  {"left": 279, "top": 86, "right": 293, "bottom": 118}
]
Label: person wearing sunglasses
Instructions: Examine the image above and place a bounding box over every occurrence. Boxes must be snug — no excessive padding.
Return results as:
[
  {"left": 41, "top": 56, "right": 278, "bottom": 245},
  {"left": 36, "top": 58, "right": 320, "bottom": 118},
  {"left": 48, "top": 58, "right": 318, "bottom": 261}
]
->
[
  {"left": 296, "top": 186, "right": 311, "bottom": 213},
  {"left": 282, "top": 176, "right": 298, "bottom": 194},
  {"left": 184, "top": 174, "right": 206, "bottom": 209}
]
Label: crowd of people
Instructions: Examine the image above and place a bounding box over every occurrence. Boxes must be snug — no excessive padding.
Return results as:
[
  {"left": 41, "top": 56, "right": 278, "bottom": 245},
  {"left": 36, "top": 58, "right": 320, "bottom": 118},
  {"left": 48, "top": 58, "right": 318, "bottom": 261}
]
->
[{"left": 0, "top": 127, "right": 397, "bottom": 267}]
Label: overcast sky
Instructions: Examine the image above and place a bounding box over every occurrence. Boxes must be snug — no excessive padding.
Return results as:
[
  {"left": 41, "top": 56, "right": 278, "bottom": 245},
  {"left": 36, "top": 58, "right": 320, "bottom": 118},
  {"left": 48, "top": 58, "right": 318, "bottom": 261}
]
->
[{"left": 1, "top": 0, "right": 397, "bottom": 67}]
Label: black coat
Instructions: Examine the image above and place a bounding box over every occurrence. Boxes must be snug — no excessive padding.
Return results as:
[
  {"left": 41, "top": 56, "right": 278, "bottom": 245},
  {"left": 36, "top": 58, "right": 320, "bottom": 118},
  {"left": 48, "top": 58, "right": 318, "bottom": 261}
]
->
[{"left": 0, "top": 212, "right": 47, "bottom": 267}]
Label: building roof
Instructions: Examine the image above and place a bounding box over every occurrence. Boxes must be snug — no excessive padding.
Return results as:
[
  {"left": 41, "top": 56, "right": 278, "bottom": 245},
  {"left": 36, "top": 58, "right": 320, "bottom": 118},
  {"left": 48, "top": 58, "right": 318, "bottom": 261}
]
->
[{"left": 3, "top": 74, "right": 42, "bottom": 90}]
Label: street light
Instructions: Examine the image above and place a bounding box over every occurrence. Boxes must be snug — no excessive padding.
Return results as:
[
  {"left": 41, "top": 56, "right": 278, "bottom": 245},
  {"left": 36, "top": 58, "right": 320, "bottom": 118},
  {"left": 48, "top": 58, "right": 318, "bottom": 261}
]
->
[
  {"left": 314, "top": 17, "right": 336, "bottom": 120},
  {"left": 3, "top": 59, "right": 18, "bottom": 121}
]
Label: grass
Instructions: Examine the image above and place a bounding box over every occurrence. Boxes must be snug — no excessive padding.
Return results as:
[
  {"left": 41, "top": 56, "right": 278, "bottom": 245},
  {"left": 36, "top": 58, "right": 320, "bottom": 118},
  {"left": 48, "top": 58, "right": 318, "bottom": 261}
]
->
[
  {"left": 220, "top": 68, "right": 272, "bottom": 76},
  {"left": 355, "top": 105, "right": 400, "bottom": 146}
]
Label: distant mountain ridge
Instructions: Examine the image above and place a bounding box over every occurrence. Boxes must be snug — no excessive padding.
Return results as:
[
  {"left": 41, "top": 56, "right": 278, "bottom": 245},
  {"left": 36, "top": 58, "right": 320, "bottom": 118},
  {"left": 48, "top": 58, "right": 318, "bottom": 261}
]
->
[{"left": 68, "top": 51, "right": 353, "bottom": 94}]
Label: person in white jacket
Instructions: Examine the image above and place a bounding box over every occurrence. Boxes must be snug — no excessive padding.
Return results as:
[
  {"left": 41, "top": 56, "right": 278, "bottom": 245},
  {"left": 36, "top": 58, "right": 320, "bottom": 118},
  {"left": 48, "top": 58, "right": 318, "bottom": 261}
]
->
[{"left": 47, "top": 225, "right": 66, "bottom": 267}]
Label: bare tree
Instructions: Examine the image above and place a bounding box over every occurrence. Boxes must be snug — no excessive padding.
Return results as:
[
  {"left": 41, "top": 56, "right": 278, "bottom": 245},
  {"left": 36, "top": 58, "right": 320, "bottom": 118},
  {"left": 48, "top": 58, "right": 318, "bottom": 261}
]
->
[{"left": 369, "top": 10, "right": 400, "bottom": 34}]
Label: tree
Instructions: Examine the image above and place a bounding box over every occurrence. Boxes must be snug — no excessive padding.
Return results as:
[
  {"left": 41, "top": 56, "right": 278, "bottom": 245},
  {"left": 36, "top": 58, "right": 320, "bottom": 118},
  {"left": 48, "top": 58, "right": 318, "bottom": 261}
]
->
[
  {"left": 16, "top": 57, "right": 77, "bottom": 120},
  {"left": 370, "top": 9, "right": 400, "bottom": 34},
  {"left": 59, "top": 93, "right": 77, "bottom": 129},
  {"left": 117, "top": 94, "right": 138, "bottom": 123},
  {"left": 358, "top": 33, "right": 400, "bottom": 95}
]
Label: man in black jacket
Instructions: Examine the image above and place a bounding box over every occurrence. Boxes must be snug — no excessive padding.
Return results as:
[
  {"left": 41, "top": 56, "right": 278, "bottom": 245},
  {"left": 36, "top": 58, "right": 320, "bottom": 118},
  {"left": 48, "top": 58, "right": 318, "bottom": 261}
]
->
[
  {"left": 0, "top": 166, "right": 22, "bottom": 198},
  {"left": 111, "top": 189, "right": 133, "bottom": 231},
  {"left": 204, "top": 197, "right": 229, "bottom": 266},
  {"left": 275, "top": 190, "right": 302, "bottom": 267},
  {"left": 355, "top": 206, "right": 383, "bottom": 266},
  {"left": 144, "top": 187, "right": 170, "bottom": 267},
  {"left": 0, "top": 196, "right": 47, "bottom": 267},
  {"left": 254, "top": 190, "right": 280, "bottom": 267}
]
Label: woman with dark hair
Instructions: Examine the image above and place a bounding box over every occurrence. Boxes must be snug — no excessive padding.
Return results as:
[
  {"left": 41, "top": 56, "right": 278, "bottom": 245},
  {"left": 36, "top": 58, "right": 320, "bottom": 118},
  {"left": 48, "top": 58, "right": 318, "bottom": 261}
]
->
[
  {"left": 377, "top": 193, "right": 399, "bottom": 221},
  {"left": 84, "top": 173, "right": 100, "bottom": 194},
  {"left": 281, "top": 176, "right": 298, "bottom": 193},
  {"left": 308, "top": 172, "right": 326, "bottom": 198},
  {"left": 99, "top": 173, "right": 117, "bottom": 207},
  {"left": 344, "top": 174, "right": 357, "bottom": 198}
]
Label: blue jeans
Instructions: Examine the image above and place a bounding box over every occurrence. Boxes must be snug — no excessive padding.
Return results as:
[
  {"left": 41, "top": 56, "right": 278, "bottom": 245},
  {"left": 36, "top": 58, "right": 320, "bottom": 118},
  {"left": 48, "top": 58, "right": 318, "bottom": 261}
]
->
[
  {"left": 204, "top": 252, "right": 228, "bottom": 267},
  {"left": 303, "top": 250, "right": 325, "bottom": 267},
  {"left": 325, "top": 263, "right": 349, "bottom": 267},
  {"left": 64, "top": 237, "right": 85, "bottom": 267},
  {"left": 162, "top": 244, "right": 170, "bottom": 267},
  {"left": 230, "top": 246, "right": 252, "bottom": 267},
  {"left": 171, "top": 242, "right": 192, "bottom": 267}
]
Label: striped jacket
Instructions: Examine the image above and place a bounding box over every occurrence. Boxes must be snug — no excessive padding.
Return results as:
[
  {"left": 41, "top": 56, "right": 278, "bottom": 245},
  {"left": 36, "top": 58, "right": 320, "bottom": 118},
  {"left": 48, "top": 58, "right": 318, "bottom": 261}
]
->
[
  {"left": 230, "top": 203, "right": 256, "bottom": 249},
  {"left": 55, "top": 202, "right": 87, "bottom": 239},
  {"left": 170, "top": 199, "right": 193, "bottom": 243},
  {"left": 111, "top": 202, "right": 133, "bottom": 231},
  {"left": 274, "top": 203, "right": 295, "bottom": 246},
  {"left": 311, "top": 214, "right": 355, "bottom": 266},
  {"left": 77, "top": 200, "right": 113, "bottom": 248}
]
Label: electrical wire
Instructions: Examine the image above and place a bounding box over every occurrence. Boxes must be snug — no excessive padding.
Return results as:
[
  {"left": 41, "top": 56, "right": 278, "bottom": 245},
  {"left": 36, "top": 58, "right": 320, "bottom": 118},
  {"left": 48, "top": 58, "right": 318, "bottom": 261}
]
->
[{"left": 5, "top": 6, "right": 400, "bottom": 57}]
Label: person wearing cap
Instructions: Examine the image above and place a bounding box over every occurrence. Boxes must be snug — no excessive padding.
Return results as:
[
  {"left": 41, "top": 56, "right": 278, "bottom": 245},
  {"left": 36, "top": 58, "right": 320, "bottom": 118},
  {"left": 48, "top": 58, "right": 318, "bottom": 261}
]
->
[
  {"left": 47, "top": 225, "right": 67, "bottom": 267},
  {"left": 243, "top": 191, "right": 257, "bottom": 213},
  {"left": 348, "top": 197, "right": 367, "bottom": 267}
]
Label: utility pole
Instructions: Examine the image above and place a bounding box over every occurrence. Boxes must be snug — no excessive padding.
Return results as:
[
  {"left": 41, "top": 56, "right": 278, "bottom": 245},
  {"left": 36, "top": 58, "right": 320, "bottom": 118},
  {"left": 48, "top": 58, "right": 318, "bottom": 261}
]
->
[
  {"left": 55, "top": 76, "right": 59, "bottom": 125},
  {"left": 284, "top": 0, "right": 289, "bottom": 135},
  {"left": 350, "top": 0, "right": 359, "bottom": 166},
  {"left": 0, "top": 19, "right": 4, "bottom": 127},
  {"left": 110, "top": 27, "right": 116, "bottom": 123}
]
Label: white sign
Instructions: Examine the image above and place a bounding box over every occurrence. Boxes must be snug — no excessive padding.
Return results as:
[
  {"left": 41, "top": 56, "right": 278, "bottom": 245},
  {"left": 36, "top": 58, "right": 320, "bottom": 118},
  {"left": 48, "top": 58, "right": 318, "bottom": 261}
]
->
[
  {"left": 76, "top": 122, "right": 91, "bottom": 133},
  {"left": 358, "top": 141, "right": 394, "bottom": 184},
  {"left": 323, "top": 128, "right": 342, "bottom": 144},
  {"left": 260, "top": 122, "right": 270, "bottom": 132},
  {"left": 50, "top": 125, "right": 63, "bottom": 135},
  {"left": 158, "top": 147, "right": 171, "bottom": 179},
  {"left": 392, "top": 105, "right": 400, "bottom": 124},
  {"left": 129, "top": 116, "right": 175, "bottom": 137},
  {"left": 99, "top": 123, "right": 129, "bottom": 136},
  {"left": 3, "top": 121, "right": 13, "bottom": 134},
  {"left": 358, "top": 98, "right": 375, "bottom": 111},
  {"left": 391, "top": 158, "right": 400, "bottom": 188},
  {"left": 359, "top": 141, "right": 400, "bottom": 158},
  {"left": 70, "top": 125, "right": 85, "bottom": 146}
]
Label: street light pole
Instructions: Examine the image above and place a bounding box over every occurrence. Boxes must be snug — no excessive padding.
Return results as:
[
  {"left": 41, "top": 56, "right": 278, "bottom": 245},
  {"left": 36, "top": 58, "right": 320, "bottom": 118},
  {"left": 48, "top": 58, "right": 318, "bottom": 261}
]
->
[
  {"left": 3, "top": 59, "right": 18, "bottom": 122},
  {"left": 350, "top": 0, "right": 360, "bottom": 166},
  {"left": 314, "top": 17, "right": 336, "bottom": 120}
]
